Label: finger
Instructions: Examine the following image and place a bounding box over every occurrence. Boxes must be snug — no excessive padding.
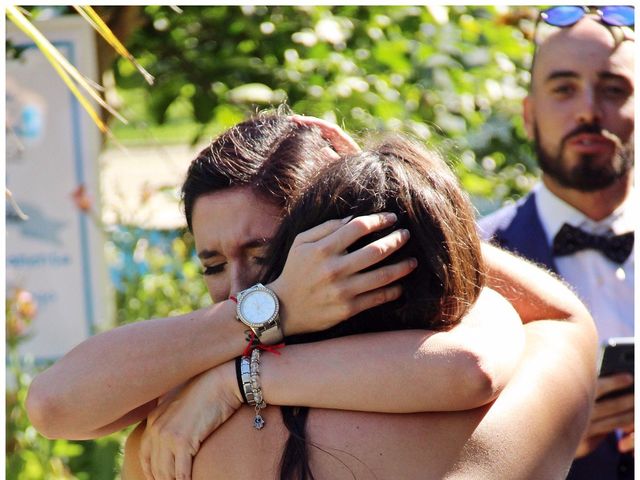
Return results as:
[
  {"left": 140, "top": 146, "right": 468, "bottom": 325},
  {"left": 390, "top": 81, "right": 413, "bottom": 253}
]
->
[
  {"left": 593, "top": 393, "right": 634, "bottom": 419},
  {"left": 141, "top": 462, "right": 154, "bottom": 480},
  {"left": 348, "top": 284, "right": 403, "bottom": 317},
  {"left": 295, "top": 216, "right": 353, "bottom": 245},
  {"left": 291, "top": 115, "right": 361, "bottom": 154},
  {"left": 140, "top": 446, "right": 154, "bottom": 480},
  {"left": 346, "top": 257, "right": 417, "bottom": 295},
  {"left": 342, "top": 228, "right": 410, "bottom": 275},
  {"left": 618, "top": 431, "right": 634, "bottom": 454},
  {"left": 589, "top": 410, "right": 635, "bottom": 437},
  {"left": 140, "top": 433, "right": 154, "bottom": 480},
  {"left": 175, "top": 449, "right": 194, "bottom": 480},
  {"left": 323, "top": 212, "right": 398, "bottom": 253},
  {"left": 320, "top": 146, "right": 341, "bottom": 160},
  {"left": 575, "top": 433, "right": 608, "bottom": 458},
  {"left": 596, "top": 373, "right": 633, "bottom": 398},
  {"left": 621, "top": 423, "right": 635, "bottom": 434},
  {"left": 150, "top": 439, "right": 175, "bottom": 480}
]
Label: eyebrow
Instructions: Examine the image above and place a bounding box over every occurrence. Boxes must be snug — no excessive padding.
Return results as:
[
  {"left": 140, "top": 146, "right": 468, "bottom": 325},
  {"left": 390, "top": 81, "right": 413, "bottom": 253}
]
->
[
  {"left": 544, "top": 70, "right": 579, "bottom": 83},
  {"left": 197, "top": 237, "right": 272, "bottom": 259},
  {"left": 545, "top": 70, "right": 631, "bottom": 84},
  {"left": 598, "top": 72, "right": 632, "bottom": 84}
]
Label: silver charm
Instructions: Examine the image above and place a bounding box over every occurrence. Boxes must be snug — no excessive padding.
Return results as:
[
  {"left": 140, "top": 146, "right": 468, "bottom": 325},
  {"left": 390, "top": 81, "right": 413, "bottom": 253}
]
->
[{"left": 254, "top": 414, "right": 265, "bottom": 430}]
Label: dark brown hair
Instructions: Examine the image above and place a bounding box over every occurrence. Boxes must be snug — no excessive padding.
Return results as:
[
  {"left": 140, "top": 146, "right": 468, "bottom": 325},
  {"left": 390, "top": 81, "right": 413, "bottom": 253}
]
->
[
  {"left": 181, "top": 108, "right": 333, "bottom": 231},
  {"left": 260, "top": 134, "right": 485, "bottom": 479}
]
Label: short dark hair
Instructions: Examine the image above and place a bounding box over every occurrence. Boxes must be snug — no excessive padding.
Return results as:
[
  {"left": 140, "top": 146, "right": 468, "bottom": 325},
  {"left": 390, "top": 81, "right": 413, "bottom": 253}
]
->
[{"left": 181, "top": 108, "right": 333, "bottom": 231}]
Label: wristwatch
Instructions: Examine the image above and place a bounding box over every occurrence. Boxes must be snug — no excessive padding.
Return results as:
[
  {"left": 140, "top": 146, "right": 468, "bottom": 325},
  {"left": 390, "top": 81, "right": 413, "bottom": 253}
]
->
[{"left": 235, "top": 283, "right": 283, "bottom": 345}]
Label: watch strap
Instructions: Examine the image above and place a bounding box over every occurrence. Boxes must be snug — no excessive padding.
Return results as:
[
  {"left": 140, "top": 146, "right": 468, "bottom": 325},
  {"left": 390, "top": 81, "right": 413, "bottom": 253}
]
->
[{"left": 256, "top": 321, "right": 284, "bottom": 345}]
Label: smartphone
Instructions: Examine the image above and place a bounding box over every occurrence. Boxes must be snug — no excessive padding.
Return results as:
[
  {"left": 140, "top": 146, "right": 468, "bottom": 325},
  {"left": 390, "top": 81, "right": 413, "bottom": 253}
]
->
[{"left": 598, "top": 337, "right": 634, "bottom": 401}]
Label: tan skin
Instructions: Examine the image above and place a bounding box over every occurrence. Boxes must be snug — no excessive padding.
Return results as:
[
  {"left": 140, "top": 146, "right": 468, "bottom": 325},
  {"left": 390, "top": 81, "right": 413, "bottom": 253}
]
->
[
  {"left": 524, "top": 17, "right": 634, "bottom": 457},
  {"left": 123, "top": 244, "right": 597, "bottom": 480}
]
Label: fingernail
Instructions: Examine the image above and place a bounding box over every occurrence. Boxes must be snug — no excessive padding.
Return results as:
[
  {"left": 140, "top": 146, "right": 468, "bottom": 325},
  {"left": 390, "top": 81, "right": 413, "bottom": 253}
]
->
[
  {"left": 409, "top": 257, "right": 418, "bottom": 268},
  {"left": 401, "top": 229, "right": 411, "bottom": 240},
  {"left": 342, "top": 215, "right": 354, "bottom": 224},
  {"left": 384, "top": 212, "right": 397, "bottom": 223}
]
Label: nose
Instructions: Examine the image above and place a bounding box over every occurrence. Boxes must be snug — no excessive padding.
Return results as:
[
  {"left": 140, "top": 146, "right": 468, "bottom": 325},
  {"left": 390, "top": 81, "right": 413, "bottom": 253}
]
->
[
  {"left": 576, "top": 88, "right": 602, "bottom": 125},
  {"left": 229, "top": 263, "right": 256, "bottom": 296},
  {"left": 229, "top": 269, "right": 249, "bottom": 296}
]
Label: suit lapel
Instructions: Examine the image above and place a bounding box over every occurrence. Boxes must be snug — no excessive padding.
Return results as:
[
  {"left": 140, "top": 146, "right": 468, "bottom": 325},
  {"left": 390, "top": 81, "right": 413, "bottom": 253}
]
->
[{"left": 493, "top": 193, "right": 558, "bottom": 273}]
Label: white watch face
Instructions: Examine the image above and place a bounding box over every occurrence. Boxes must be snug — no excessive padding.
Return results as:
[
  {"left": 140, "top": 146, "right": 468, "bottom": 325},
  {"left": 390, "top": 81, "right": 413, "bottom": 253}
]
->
[{"left": 240, "top": 290, "right": 277, "bottom": 327}]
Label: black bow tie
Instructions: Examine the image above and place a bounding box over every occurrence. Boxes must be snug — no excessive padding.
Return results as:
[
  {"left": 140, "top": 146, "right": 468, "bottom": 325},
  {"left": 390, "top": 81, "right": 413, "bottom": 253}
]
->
[{"left": 552, "top": 223, "right": 634, "bottom": 264}]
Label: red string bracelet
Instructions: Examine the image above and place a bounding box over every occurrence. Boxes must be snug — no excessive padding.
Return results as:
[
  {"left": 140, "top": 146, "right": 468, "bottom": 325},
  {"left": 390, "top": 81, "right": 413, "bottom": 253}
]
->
[{"left": 242, "top": 331, "right": 285, "bottom": 357}]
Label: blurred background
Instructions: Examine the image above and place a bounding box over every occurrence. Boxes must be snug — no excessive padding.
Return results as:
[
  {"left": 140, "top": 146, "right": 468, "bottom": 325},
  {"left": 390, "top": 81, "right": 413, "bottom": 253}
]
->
[{"left": 7, "top": 5, "right": 542, "bottom": 479}]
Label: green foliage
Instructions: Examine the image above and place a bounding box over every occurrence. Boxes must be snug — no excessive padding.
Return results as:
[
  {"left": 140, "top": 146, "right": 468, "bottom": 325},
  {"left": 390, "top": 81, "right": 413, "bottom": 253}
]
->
[
  {"left": 7, "top": 228, "right": 211, "bottom": 479},
  {"left": 107, "top": 227, "right": 211, "bottom": 325},
  {"left": 114, "top": 5, "right": 541, "bottom": 207},
  {"left": 6, "top": 334, "right": 125, "bottom": 480}
]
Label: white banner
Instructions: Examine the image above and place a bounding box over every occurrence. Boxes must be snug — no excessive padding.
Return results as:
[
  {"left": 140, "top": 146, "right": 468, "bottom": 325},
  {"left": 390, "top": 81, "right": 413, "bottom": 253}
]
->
[{"left": 6, "top": 15, "right": 110, "bottom": 360}]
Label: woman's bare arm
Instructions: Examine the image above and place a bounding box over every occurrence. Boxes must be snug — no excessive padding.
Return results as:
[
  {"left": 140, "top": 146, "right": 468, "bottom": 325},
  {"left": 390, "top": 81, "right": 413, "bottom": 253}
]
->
[
  {"left": 26, "top": 300, "right": 242, "bottom": 440},
  {"left": 29, "top": 240, "right": 576, "bottom": 443},
  {"left": 23, "top": 214, "right": 418, "bottom": 440},
  {"left": 262, "top": 288, "right": 522, "bottom": 413}
]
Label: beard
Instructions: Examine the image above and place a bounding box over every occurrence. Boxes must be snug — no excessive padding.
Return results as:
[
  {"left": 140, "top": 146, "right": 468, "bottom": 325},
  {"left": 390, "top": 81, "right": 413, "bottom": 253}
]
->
[{"left": 534, "top": 123, "right": 634, "bottom": 192}]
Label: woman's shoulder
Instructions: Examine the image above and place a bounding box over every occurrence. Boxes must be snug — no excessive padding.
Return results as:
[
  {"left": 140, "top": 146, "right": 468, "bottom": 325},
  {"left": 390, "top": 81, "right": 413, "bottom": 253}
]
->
[{"left": 467, "top": 287, "right": 521, "bottom": 329}]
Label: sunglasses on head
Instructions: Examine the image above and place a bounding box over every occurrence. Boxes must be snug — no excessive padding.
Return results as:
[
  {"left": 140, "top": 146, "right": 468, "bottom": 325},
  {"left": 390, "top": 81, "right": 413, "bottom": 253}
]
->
[{"left": 540, "top": 6, "right": 634, "bottom": 28}]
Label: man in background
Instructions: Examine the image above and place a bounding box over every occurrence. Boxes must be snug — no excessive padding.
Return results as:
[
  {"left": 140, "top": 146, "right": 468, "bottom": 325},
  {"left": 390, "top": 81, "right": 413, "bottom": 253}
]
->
[{"left": 479, "top": 9, "right": 634, "bottom": 479}]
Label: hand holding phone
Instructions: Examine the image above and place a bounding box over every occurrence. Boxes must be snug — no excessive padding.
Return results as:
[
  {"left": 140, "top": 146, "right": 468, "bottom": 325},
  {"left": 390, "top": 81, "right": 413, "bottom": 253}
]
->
[{"left": 598, "top": 337, "right": 634, "bottom": 401}]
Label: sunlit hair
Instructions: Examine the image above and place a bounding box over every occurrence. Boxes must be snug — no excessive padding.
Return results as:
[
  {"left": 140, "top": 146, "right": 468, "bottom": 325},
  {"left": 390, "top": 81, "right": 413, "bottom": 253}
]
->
[
  {"left": 263, "top": 134, "right": 484, "bottom": 333},
  {"left": 260, "top": 134, "right": 485, "bottom": 480},
  {"left": 181, "top": 107, "right": 334, "bottom": 231}
]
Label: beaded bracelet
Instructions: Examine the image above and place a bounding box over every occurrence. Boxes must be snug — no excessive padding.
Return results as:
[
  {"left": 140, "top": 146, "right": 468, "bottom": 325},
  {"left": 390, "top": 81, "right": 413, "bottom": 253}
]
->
[
  {"left": 236, "top": 351, "right": 267, "bottom": 429},
  {"left": 250, "top": 348, "right": 267, "bottom": 429}
]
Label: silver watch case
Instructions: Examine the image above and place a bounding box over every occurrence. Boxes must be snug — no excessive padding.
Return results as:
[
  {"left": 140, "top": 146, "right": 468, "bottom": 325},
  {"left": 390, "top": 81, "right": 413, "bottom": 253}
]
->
[{"left": 235, "top": 284, "right": 283, "bottom": 344}]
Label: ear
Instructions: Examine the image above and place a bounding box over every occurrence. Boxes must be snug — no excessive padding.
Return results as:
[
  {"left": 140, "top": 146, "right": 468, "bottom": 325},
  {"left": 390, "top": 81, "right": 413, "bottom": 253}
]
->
[
  {"left": 523, "top": 95, "right": 535, "bottom": 140},
  {"left": 522, "top": 94, "right": 535, "bottom": 140}
]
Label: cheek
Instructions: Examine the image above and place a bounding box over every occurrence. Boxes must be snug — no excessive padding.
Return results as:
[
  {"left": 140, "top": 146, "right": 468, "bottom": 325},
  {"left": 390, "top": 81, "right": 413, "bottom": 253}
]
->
[
  {"left": 205, "top": 275, "right": 230, "bottom": 303},
  {"left": 611, "top": 105, "right": 634, "bottom": 141},
  {"left": 535, "top": 108, "right": 569, "bottom": 149}
]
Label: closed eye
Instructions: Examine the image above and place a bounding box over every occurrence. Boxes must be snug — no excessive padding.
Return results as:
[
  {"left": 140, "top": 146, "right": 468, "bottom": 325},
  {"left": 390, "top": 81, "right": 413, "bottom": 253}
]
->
[
  {"left": 203, "top": 263, "right": 226, "bottom": 276},
  {"left": 253, "top": 256, "right": 268, "bottom": 266}
]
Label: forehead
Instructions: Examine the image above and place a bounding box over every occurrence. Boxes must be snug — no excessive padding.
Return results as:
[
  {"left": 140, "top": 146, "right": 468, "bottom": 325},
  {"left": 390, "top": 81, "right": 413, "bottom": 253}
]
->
[
  {"left": 533, "top": 19, "right": 634, "bottom": 87},
  {"left": 191, "top": 187, "right": 281, "bottom": 253}
]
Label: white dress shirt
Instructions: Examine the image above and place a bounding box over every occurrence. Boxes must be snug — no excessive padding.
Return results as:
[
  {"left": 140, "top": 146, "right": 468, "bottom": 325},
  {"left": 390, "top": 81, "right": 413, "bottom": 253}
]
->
[{"left": 534, "top": 183, "right": 635, "bottom": 343}]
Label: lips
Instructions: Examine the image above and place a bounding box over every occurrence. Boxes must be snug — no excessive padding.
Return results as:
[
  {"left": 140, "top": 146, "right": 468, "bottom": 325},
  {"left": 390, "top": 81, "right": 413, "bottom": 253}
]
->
[{"left": 566, "top": 133, "right": 614, "bottom": 154}]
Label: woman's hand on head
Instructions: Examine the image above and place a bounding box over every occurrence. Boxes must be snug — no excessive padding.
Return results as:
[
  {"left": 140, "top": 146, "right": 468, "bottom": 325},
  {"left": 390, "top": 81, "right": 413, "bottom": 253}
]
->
[
  {"left": 291, "top": 114, "right": 361, "bottom": 156},
  {"left": 138, "top": 362, "right": 242, "bottom": 480},
  {"left": 269, "top": 212, "right": 417, "bottom": 336}
]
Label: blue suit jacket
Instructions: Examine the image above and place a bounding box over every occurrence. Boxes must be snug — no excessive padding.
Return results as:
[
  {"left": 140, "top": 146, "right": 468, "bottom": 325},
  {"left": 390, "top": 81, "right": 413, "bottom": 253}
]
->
[{"left": 479, "top": 192, "right": 634, "bottom": 480}]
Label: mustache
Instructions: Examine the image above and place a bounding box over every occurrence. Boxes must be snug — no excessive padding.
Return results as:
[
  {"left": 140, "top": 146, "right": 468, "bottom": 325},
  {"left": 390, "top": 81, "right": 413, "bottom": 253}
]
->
[{"left": 561, "top": 123, "right": 623, "bottom": 149}]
